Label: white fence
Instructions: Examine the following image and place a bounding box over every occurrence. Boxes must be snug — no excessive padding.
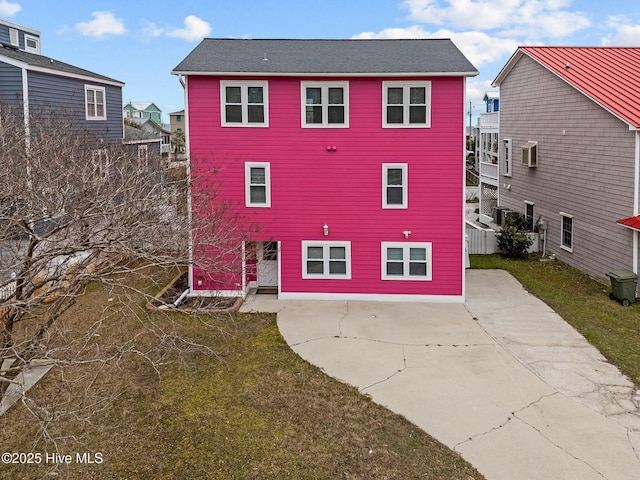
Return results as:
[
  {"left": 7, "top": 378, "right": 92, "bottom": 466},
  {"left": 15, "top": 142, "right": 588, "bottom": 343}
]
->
[
  {"left": 466, "top": 222, "right": 539, "bottom": 255},
  {"left": 0, "top": 279, "right": 16, "bottom": 302},
  {"left": 466, "top": 223, "right": 497, "bottom": 254}
]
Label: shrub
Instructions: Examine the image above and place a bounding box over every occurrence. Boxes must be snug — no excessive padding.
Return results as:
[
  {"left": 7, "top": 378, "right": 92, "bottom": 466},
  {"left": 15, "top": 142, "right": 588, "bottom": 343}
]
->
[{"left": 496, "top": 213, "right": 534, "bottom": 258}]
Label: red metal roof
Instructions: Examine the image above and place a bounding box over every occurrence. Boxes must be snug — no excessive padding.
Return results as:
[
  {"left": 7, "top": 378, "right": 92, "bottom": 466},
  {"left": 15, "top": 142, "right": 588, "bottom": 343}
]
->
[
  {"left": 617, "top": 215, "right": 640, "bottom": 231},
  {"left": 515, "top": 47, "right": 640, "bottom": 128}
]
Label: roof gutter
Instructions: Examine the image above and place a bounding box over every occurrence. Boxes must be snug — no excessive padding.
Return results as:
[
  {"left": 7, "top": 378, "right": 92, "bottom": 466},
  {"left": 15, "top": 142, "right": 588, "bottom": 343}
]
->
[{"left": 170, "top": 70, "right": 479, "bottom": 78}]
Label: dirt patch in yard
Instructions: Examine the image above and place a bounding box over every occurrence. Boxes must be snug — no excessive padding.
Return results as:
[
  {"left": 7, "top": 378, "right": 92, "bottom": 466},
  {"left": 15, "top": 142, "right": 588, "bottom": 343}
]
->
[{"left": 147, "top": 271, "right": 242, "bottom": 312}]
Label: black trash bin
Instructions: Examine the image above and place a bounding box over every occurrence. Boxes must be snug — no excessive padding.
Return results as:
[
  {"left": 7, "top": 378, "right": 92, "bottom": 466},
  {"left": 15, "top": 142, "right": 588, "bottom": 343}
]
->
[{"left": 607, "top": 269, "right": 638, "bottom": 306}]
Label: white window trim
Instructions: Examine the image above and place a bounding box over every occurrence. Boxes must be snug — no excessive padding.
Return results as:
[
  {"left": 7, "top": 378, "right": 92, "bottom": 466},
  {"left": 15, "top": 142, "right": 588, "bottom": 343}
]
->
[
  {"left": 381, "top": 242, "right": 432, "bottom": 281},
  {"left": 85, "top": 85, "right": 106, "bottom": 121},
  {"left": 300, "top": 81, "right": 349, "bottom": 128},
  {"left": 245, "top": 162, "right": 271, "bottom": 207},
  {"left": 24, "top": 34, "right": 40, "bottom": 54},
  {"left": 525, "top": 201, "right": 535, "bottom": 230},
  {"left": 382, "top": 163, "right": 408, "bottom": 209},
  {"left": 560, "top": 212, "right": 573, "bottom": 252},
  {"left": 220, "top": 80, "right": 269, "bottom": 127},
  {"left": 502, "top": 138, "right": 512, "bottom": 177},
  {"left": 382, "top": 81, "right": 431, "bottom": 128},
  {"left": 302, "top": 241, "right": 352, "bottom": 279}
]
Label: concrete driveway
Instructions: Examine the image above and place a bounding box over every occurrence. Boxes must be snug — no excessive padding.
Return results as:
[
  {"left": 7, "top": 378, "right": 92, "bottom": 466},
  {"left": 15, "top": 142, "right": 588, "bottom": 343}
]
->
[{"left": 240, "top": 269, "right": 640, "bottom": 480}]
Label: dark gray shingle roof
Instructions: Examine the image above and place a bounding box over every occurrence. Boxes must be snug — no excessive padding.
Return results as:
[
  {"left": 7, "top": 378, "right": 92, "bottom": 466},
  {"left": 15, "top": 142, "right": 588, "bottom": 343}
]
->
[
  {"left": 0, "top": 44, "right": 123, "bottom": 85},
  {"left": 172, "top": 39, "right": 478, "bottom": 76}
]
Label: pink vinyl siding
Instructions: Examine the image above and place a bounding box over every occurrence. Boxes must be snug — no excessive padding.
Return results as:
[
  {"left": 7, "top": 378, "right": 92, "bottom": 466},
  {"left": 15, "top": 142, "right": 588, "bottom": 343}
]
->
[{"left": 188, "top": 75, "right": 465, "bottom": 298}]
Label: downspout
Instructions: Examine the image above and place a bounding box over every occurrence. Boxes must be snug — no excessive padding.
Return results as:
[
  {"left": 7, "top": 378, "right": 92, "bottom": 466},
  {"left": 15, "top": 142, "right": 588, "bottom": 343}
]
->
[
  {"left": 461, "top": 77, "right": 468, "bottom": 301},
  {"left": 179, "top": 74, "right": 194, "bottom": 292},
  {"left": 634, "top": 130, "right": 640, "bottom": 274},
  {"left": 22, "top": 67, "right": 30, "bottom": 151}
]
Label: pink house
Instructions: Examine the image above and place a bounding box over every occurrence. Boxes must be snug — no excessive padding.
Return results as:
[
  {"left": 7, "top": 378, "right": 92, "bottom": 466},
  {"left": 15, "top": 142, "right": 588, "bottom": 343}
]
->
[{"left": 172, "top": 39, "right": 478, "bottom": 302}]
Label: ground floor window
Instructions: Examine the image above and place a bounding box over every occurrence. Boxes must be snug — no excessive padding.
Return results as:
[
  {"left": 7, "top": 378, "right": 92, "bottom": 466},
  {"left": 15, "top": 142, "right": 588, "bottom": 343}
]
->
[
  {"left": 560, "top": 213, "right": 573, "bottom": 252},
  {"left": 381, "top": 242, "right": 432, "bottom": 280},
  {"left": 525, "top": 201, "right": 535, "bottom": 230},
  {"left": 302, "top": 241, "right": 351, "bottom": 279}
]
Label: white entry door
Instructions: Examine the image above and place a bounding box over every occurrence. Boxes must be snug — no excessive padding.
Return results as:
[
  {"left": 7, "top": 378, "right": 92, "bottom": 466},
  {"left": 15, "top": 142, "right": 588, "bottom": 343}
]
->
[{"left": 257, "top": 241, "right": 278, "bottom": 287}]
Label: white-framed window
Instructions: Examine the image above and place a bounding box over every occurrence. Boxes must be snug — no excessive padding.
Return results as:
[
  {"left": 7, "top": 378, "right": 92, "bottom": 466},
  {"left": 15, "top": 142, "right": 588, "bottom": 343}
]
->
[
  {"left": 302, "top": 241, "right": 351, "bottom": 279},
  {"left": 245, "top": 162, "right": 271, "bottom": 207},
  {"left": 525, "top": 201, "right": 535, "bottom": 230},
  {"left": 502, "top": 138, "right": 512, "bottom": 176},
  {"left": 382, "top": 242, "right": 432, "bottom": 281},
  {"left": 24, "top": 34, "right": 40, "bottom": 54},
  {"left": 85, "top": 85, "right": 106, "bottom": 121},
  {"left": 522, "top": 141, "right": 538, "bottom": 167},
  {"left": 382, "top": 163, "right": 408, "bottom": 209},
  {"left": 382, "top": 81, "right": 431, "bottom": 128},
  {"left": 560, "top": 212, "right": 573, "bottom": 252},
  {"left": 301, "top": 81, "right": 348, "bottom": 128},
  {"left": 221, "top": 80, "right": 268, "bottom": 127}
]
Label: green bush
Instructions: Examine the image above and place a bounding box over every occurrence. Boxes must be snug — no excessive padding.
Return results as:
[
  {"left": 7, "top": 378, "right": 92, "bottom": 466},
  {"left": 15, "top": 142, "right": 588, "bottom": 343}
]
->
[{"left": 496, "top": 213, "right": 534, "bottom": 258}]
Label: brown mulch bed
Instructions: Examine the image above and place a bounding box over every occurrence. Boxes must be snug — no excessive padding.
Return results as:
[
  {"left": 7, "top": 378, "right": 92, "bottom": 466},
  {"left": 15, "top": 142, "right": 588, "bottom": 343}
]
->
[{"left": 147, "top": 271, "right": 241, "bottom": 312}]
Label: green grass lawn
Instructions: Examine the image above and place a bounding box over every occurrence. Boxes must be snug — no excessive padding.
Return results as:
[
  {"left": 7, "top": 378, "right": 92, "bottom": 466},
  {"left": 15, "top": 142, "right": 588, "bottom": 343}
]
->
[
  {"left": 1, "top": 268, "right": 483, "bottom": 480},
  {"left": 471, "top": 254, "right": 640, "bottom": 387}
]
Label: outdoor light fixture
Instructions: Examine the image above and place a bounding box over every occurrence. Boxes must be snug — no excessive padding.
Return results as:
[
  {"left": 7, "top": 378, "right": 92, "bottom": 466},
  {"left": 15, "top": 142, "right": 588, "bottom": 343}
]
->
[
  {"left": 402, "top": 230, "right": 412, "bottom": 239},
  {"left": 323, "top": 224, "right": 329, "bottom": 236}
]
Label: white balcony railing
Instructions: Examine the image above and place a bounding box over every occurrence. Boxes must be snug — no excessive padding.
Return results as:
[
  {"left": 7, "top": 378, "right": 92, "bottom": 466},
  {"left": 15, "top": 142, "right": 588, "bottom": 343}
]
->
[
  {"left": 479, "top": 112, "right": 499, "bottom": 128},
  {"left": 480, "top": 161, "right": 499, "bottom": 180}
]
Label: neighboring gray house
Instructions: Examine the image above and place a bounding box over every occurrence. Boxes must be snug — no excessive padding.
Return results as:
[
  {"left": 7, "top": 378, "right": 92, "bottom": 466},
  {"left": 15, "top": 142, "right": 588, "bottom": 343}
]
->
[
  {"left": 493, "top": 46, "right": 640, "bottom": 284},
  {"left": 127, "top": 118, "right": 171, "bottom": 154},
  {"left": 0, "top": 19, "right": 124, "bottom": 142}
]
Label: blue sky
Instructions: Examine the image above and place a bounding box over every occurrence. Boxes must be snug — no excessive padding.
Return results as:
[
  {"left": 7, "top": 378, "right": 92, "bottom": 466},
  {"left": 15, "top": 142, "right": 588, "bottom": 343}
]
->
[{"left": 3, "top": 0, "right": 640, "bottom": 123}]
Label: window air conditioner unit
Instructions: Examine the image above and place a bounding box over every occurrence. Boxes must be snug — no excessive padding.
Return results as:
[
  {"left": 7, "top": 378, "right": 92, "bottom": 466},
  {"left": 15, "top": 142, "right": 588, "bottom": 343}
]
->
[{"left": 522, "top": 141, "right": 537, "bottom": 167}]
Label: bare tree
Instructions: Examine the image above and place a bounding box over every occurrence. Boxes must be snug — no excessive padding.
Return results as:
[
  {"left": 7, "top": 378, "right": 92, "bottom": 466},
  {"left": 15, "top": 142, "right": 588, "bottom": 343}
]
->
[{"left": 0, "top": 102, "right": 252, "bottom": 443}]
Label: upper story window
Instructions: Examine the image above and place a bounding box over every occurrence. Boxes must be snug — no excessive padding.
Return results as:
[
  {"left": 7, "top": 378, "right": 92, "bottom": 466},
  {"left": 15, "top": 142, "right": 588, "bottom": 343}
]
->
[
  {"left": 245, "top": 162, "right": 271, "bottom": 207},
  {"left": 24, "top": 35, "right": 40, "bottom": 54},
  {"left": 85, "top": 85, "right": 106, "bottom": 121},
  {"left": 383, "top": 81, "right": 431, "bottom": 128},
  {"left": 221, "top": 80, "right": 268, "bottom": 127},
  {"left": 502, "top": 138, "right": 512, "bottom": 176},
  {"left": 301, "top": 82, "right": 348, "bottom": 128},
  {"left": 382, "top": 163, "right": 408, "bottom": 209}
]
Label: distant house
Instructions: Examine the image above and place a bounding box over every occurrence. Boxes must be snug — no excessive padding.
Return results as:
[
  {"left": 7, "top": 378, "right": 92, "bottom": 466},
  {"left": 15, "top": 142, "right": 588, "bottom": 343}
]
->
[
  {"left": 123, "top": 124, "right": 162, "bottom": 160},
  {"left": 493, "top": 46, "right": 640, "bottom": 283},
  {"left": 127, "top": 117, "right": 171, "bottom": 155},
  {"left": 124, "top": 101, "right": 162, "bottom": 124},
  {"left": 477, "top": 90, "right": 500, "bottom": 224},
  {"left": 169, "top": 109, "right": 185, "bottom": 134},
  {"left": 0, "top": 19, "right": 124, "bottom": 142},
  {"left": 173, "top": 38, "right": 478, "bottom": 301},
  {"left": 483, "top": 91, "right": 499, "bottom": 113}
]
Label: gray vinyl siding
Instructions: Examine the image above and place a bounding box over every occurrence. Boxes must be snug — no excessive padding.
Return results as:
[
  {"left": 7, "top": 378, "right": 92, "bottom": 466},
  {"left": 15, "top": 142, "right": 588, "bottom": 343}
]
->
[
  {"left": 0, "top": 60, "right": 23, "bottom": 102},
  {"left": 499, "top": 54, "right": 636, "bottom": 282},
  {"left": 26, "top": 70, "right": 123, "bottom": 141}
]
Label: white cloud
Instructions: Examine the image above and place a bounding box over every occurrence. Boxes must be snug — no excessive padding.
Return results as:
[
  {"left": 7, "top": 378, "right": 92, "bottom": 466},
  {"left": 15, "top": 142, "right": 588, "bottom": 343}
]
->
[
  {"left": 353, "top": 26, "right": 518, "bottom": 68},
  {"left": 0, "top": 0, "right": 20, "bottom": 16},
  {"left": 401, "top": 0, "right": 591, "bottom": 39},
  {"left": 141, "top": 20, "right": 164, "bottom": 38},
  {"left": 603, "top": 15, "right": 640, "bottom": 45},
  {"left": 168, "top": 15, "right": 211, "bottom": 42},
  {"left": 75, "top": 11, "right": 126, "bottom": 38}
]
